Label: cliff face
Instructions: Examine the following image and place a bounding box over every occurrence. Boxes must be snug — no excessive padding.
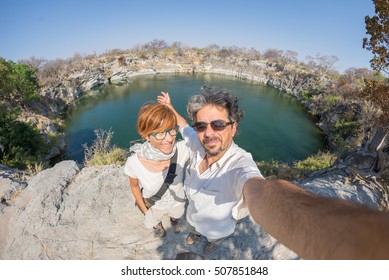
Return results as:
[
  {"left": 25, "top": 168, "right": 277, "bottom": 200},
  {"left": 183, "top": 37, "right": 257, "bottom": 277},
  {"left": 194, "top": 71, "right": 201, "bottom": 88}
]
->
[
  {"left": 40, "top": 54, "right": 388, "bottom": 179},
  {"left": 29, "top": 54, "right": 314, "bottom": 160},
  {"left": 38, "top": 56, "right": 323, "bottom": 107},
  {"left": 0, "top": 160, "right": 387, "bottom": 260}
]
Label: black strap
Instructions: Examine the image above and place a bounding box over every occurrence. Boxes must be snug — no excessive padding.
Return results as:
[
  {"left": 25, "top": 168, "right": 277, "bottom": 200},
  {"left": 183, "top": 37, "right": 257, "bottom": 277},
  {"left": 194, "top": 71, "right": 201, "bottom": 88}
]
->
[{"left": 149, "top": 150, "right": 178, "bottom": 201}]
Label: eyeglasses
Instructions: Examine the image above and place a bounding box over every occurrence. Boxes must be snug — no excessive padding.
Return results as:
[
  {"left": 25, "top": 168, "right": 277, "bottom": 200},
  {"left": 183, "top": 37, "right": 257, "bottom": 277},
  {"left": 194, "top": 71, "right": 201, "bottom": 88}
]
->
[
  {"left": 149, "top": 125, "right": 179, "bottom": 140},
  {"left": 192, "top": 120, "right": 234, "bottom": 132}
]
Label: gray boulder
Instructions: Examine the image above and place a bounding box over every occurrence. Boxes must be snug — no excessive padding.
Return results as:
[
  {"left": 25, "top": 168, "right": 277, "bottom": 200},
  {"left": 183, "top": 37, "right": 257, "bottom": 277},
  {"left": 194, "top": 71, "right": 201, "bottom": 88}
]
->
[{"left": 0, "top": 160, "right": 386, "bottom": 260}]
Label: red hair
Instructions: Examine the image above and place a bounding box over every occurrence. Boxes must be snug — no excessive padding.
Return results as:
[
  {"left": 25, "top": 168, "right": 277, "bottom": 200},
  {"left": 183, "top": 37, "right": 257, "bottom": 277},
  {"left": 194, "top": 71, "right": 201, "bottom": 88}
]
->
[{"left": 137, "top": 103, "right": 177, "bottom": 138}]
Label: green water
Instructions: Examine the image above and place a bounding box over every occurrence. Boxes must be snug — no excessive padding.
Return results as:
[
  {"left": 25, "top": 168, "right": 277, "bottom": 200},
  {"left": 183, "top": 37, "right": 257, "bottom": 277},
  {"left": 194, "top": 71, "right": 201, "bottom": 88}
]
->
[{"left": 64, "top": 73, "right": 326, "bottom": 163}]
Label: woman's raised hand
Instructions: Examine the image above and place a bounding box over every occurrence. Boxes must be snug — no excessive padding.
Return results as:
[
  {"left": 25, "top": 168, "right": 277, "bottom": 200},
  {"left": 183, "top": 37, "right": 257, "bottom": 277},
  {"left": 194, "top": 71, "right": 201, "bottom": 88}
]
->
[
  {"left": 157, "top": 91, "right": 171, "bottom": 105},
  {"left": 157, "top": 91, "right": 187, "bottom": 127}
]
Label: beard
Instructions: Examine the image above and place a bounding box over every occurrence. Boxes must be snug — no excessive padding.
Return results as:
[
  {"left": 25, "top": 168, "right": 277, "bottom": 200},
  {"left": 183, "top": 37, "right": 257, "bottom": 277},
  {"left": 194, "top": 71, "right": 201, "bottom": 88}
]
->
[{"left": 202, "top": 136, "right": 226, "bottom": 157}]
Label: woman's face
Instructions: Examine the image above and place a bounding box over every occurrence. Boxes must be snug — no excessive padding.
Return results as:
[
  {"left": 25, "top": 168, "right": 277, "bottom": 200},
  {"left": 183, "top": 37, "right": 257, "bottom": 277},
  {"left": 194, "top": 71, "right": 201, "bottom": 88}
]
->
[{"left": 147, "top": 126, "right": 178, "bottom": 154}]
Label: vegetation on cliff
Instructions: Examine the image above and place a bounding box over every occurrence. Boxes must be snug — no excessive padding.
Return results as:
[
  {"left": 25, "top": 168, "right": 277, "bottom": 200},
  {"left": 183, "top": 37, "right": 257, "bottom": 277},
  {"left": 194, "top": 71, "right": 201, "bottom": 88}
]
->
[
  {"left": 0, "top": 44, "right": 386, "bottom": 173},
  {"left": 0, "top": 58, "right": 46, "bottom": 169}
]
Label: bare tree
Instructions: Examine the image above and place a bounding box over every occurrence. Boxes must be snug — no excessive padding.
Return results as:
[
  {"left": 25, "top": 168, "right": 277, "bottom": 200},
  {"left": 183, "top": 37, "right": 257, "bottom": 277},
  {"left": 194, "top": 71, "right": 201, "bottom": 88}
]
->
[
  {"left": 316, "top": 54, "right": 339, "bottom": 73},
  {"left": 18, "top": 56, "right": 47, "bottom": 69},
  {"left": 263, "top": 48, "right": 283, "bottom": 62},
  {"left": 207, "top": 43, "right": 221, "bottom": 51},
  {"left": 245, "top": 48, "right": 262, "bottom": 60},
  {"left": 305, "top": 53, "right": 339, "bottom": 75},
  {"left": 284, "top": 50, "right": 298, "bottom": 64}
]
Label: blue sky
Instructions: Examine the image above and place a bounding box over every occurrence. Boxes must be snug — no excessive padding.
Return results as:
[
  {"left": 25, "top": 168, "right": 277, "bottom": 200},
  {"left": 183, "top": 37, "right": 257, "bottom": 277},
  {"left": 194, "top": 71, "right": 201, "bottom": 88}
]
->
[{"left": 0, "top": 0, "right": 375, "bottom": 72}]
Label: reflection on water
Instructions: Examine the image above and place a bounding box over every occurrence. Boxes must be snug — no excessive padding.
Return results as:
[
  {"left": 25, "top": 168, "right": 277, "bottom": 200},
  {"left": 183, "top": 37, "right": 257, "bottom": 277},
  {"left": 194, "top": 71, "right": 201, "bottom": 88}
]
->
[{"left": 64, "top": 73, "right": 326, "bottom": 163}]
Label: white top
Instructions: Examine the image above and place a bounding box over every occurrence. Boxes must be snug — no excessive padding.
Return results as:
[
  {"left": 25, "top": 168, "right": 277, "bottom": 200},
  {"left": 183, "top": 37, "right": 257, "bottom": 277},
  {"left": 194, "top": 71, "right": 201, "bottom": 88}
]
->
[
  {"left": 124, "top": 140, "right": 189, "bottom": 209},
  {"left": 181, "top": 125, "right": 263, "bottom": 239}
]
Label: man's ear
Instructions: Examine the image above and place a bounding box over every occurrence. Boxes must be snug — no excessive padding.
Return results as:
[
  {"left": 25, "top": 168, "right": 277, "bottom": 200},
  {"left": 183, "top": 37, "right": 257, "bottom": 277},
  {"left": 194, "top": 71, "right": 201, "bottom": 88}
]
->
[{"left": 232, "top": 122, "right": 238, "bottom": 137}]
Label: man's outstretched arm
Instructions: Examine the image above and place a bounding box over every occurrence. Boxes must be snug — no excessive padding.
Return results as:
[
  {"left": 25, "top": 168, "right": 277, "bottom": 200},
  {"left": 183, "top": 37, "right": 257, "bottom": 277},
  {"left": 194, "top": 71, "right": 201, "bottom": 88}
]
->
[{"left": 243, "top": 177, "right": 389, "bottom": 259}]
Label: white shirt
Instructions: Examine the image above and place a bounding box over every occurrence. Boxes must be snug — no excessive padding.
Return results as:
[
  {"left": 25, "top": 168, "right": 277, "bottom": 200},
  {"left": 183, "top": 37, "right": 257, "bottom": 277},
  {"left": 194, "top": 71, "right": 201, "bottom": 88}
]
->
[
  {"left": 123, "top": 140, "right": 189, "bottom": 209},
  {"left": 181, "top": 125, "right": 263, "bottom": 239}
]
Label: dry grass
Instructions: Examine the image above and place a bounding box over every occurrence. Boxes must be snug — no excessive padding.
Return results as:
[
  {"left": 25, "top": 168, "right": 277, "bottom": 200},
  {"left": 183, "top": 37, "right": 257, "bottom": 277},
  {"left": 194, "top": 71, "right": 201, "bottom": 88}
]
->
[
  {"left": 257, "top": 151, "right": 336, "bottom": 180},
  {"left": 83, "top": 128, "right": 128, "bottom": 167}
]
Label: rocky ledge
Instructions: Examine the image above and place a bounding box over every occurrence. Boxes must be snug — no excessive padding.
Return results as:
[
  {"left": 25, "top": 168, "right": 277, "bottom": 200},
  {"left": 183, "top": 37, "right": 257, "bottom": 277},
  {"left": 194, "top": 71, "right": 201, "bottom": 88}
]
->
[{"left": 0, "top": 160, "right": 387, "bottom": 260}]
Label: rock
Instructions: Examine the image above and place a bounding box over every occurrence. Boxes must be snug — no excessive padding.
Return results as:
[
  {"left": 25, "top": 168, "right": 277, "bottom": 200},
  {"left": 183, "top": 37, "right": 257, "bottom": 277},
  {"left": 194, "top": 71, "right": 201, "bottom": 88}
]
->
[
  {"left": 0, "top": 161, "right": 298, "bottom": 260},
  {"left": 0, "top": 165, "right": 29, "bottom": 211},
  {"left": 343, "top": 151, "right": 377, "bottom": 172},
  {"left": 297, "top": 173, "right": 384, "bottom": 210},
  {"left": 377, "top": 143, "right": 389, "bottom": 180},
  {"left": 85, "top": 77, "right": 105, "bottom": 90},
  {"left": 1, "top": 160, "right": 387, "bottom": 260},
  {"left": 110, "top": 71, "right": 128, "bottom": 83}
]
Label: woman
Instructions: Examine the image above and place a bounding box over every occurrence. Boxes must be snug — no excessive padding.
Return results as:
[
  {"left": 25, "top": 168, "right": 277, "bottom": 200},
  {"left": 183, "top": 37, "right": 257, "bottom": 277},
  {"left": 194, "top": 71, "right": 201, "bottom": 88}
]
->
[{"left": 124, "top": 102, "right": 189, "bottom": 237}]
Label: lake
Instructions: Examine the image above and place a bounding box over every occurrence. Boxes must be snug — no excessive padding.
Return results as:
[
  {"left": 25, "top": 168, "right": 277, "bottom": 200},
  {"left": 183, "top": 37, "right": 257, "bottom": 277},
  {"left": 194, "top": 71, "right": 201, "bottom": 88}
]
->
[{"left": 64, "top": 73, "right": 326, "bottom": 163}]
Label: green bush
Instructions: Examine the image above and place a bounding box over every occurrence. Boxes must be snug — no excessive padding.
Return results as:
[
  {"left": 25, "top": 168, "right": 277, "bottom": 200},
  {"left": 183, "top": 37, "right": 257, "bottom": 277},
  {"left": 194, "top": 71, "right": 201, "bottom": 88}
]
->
[
  {"left": 300, "top": 89, "right": 312, "bottom": 102},
  {"left": 0, "top": 106, "right": 45, "bottom": 169},
  {"left": 256, "top": 159, "right": 297, "bottom": 180},
  {"left": 293, "top": 151, "right": 335, "bottom": 174},
  {"left": 332, "top": 119, "right": 360, "bottom": 149},
  {"left": 0, "top": 57, "right": 40, "bottom": 103},
  {"left": 325, "top": 94, "right": 343, "bottom": 108},
  {"left": 257, "top": 151, "right": 336, "bottom": 179}
]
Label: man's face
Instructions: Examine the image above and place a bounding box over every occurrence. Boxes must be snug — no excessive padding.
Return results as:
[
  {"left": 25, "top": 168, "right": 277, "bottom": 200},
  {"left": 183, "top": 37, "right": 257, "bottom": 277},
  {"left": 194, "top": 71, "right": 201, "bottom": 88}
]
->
[{"left": 196, "top": 105, "right": 237, "bottom": 158}]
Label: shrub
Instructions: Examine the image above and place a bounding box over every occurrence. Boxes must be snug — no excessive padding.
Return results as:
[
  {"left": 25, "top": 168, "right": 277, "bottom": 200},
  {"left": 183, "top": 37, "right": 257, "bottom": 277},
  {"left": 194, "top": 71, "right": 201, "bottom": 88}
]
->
[
  {"left": 257, "top": 151, "right": 336, "bottom": 179},
  {"left": 256, "top": 160, "right": 297, "bottom": 180},
  {"left": 0, "top": 106, "right": 45, "bottom": 169},
  {"left": 0, "top": 57, "right": 40, "bottom": 103},
  {"left": 325, "top": 94, "right": 343, "bottom": 108},
  {"left": 83, "top": 128, "right": 128, "bottom": 166},
  {"left": 300, "top": 89, "right": 312, "bottom": 102},
  {"left": 26, "top": 161, "right": 49, "bottom": 174},
  {"left": 332, "top": 119, "right": 361, "bottom": 151},
  {"left": 293, "top": 151, "right": 336, "bottom": 174}
]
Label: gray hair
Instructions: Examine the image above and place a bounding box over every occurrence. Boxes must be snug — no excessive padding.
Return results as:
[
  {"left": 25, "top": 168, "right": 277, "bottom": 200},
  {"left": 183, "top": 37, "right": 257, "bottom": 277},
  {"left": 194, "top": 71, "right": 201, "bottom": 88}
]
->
[{"left": 187, "top": 86, "right": 244, "bottom": 123}]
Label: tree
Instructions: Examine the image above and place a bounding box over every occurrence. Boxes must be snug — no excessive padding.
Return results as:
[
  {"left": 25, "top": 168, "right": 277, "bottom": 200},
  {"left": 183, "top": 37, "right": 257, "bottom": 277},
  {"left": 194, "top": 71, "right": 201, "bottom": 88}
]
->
[
  {"left": 18, "top": 56, "right": 47, "bottom": 69},
  {"left": 142, "top": 39, "right": 168, "bottom": 52},
  {"left": 207, "top": 43, "right": 221, "bottom": 51},
  {"left": 283, "top": 50, "right": 298, "bottom": 65},
  {"left": 358, "top": 77, "right": 389, "bottom": 151},
  {"left": 263, "top": 48, "right": 283, "bottom": 63},
  {"left": 0, "top": 105, "right": 44, "bottom": 169},
  {"left": 305, "top": 53, "right": 339, "bottom": 75},
  {"left": 359, "top": 0, "right": 389, "bottom": 153},
  {"left": 361, "top": 78, "right": 389, "bottom": 128},
  {"left": 0, "top": 57, "right": 14, "bottom": 94},
  {"left": 363, "top": 0, "right": 389, "bottom": 74},
  {"left": 336, "top": 67, "right": 374, "bottom": 97},
  {"left": 13, "top": 63, "right": 39, "bottom": 102},
  {"left": 0, "top": 58, "right": 39, "bottom": 104}
]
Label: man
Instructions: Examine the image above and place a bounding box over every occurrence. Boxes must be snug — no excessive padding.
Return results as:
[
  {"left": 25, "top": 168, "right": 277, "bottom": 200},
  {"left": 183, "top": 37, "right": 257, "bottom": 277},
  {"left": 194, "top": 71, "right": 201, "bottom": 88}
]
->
[
  {"left": 158, "top": 88, "right": 389, "bottom": 259},
  {"left": 161, "top": 87, "right": 263, "bottom": 254},
  {"left": 159, "top": 87, "right": 263, "bottom": 254}
]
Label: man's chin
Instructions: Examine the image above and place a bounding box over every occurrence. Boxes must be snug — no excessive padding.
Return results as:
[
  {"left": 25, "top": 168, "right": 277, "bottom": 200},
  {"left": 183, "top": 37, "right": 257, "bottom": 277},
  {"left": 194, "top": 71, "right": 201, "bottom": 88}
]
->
[{"left": 204, "top": 146, "right": 221, "bottom": 157}]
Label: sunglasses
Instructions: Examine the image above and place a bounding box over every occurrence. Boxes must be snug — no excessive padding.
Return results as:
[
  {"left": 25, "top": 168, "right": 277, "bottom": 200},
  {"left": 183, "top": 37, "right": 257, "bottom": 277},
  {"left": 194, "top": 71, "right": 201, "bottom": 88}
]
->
[{"left": 192, "top": 120, "right": 234, "bottom": 132}]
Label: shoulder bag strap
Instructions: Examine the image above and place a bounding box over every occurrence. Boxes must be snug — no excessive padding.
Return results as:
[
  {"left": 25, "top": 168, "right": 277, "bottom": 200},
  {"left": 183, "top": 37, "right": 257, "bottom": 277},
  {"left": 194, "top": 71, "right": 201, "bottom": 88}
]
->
[{"left": 151, "top": 149, "right": 178, "bottom": 200}]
